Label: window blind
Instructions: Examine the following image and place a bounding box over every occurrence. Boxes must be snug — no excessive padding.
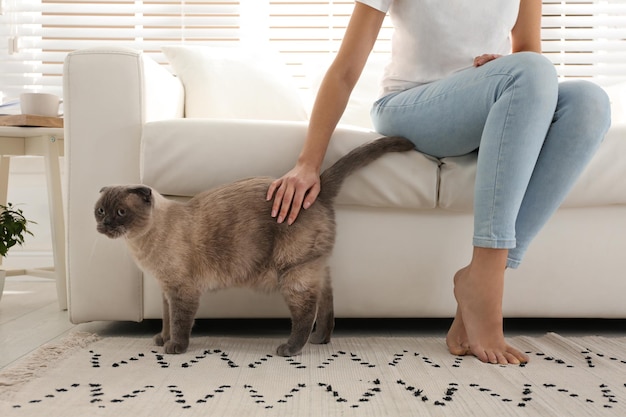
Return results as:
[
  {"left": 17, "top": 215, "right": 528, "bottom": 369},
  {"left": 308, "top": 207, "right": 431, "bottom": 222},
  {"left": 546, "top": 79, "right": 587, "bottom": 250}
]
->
[
  {"left": 1, "top": 0, "right": 625, "bottom": 102},
  {"left": 0, "top": 0, "right": 242, "bottom": 100},
  {"left": 542, "top": 0, "right": 626, "bottom": 83},
  {"left": 267, "top": 1, "right": 392, "bottom": 89}
]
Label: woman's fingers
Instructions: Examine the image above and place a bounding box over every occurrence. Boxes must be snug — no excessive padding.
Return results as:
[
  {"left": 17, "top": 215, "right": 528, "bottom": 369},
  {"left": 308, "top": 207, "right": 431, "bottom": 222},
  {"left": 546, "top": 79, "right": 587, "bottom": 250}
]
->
[
  {"left": 473, "top": 53, "right": 502, "bottom": 67},
  {"left": 268, "top": 179, "right": 285, "bottom": 218},
  {"left": 277, "top": 181, "right": 297, "bottom": 224},
  {"left": 268, "top": 168, "right": 321, "bottom": 224}
]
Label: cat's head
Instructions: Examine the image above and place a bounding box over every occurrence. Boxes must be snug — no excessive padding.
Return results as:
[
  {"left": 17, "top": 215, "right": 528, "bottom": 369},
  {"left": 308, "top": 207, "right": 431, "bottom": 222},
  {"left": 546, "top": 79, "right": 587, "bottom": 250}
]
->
[{"left": 95, "top": 185, "right": 154, "bottom": 239}]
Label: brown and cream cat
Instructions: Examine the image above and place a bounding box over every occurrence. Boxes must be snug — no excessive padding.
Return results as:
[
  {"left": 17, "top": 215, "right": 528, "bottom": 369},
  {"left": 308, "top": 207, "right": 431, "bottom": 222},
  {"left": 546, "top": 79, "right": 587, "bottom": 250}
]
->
[{"left": 95, "top": 136, "right": 414, "bottom": 356}]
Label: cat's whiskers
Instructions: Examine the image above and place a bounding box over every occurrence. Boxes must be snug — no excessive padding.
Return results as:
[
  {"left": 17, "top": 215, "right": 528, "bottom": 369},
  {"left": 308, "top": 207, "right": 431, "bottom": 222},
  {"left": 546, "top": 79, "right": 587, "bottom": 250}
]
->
[{"left": 86, "top": 236, "right": 102, "bottom": 266}]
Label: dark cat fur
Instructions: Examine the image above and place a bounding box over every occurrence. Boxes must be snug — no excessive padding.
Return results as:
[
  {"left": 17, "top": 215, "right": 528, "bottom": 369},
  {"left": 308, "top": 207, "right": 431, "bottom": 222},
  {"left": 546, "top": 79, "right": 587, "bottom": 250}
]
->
[{"left": 95, "top": 136, "right": 414, "bottom": 356}]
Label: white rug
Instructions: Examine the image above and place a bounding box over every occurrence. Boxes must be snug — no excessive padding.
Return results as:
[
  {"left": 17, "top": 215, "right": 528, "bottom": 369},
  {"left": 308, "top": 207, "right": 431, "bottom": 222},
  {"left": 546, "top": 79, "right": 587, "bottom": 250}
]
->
[{"left": 1, "top": 332, "right": 625, "bottom": 416}]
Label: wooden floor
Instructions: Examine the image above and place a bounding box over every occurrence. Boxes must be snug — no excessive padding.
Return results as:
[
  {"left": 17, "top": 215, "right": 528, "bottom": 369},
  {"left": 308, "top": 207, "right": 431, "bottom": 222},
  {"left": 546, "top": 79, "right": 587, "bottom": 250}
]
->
[
  {"left": 2, "top": 276, "right": 625, "bottom": 371},
  {"left": 0, "top": 277, "right": 73, "bottom": 369}
]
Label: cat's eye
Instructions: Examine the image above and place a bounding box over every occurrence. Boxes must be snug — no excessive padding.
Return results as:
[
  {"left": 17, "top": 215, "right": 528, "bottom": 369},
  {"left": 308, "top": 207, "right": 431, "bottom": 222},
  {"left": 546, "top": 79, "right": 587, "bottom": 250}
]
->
[
  {"left": 117, "top": 208, "right": 126, "bottom": 217},
  {"left": 96, "top": 207, "right": 105, "bottom": 216}
]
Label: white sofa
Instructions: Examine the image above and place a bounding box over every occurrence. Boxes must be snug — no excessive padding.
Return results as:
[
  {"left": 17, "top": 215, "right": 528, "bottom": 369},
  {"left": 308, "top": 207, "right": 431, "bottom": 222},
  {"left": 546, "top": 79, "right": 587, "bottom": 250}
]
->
[{"left": 63, "top": 46, "right": 626, "bottom": 324}]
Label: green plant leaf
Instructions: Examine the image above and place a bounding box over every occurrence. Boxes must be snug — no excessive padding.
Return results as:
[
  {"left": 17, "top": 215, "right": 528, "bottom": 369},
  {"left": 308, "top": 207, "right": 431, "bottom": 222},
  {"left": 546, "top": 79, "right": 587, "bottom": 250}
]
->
[{"left": 0, "top": 203, "right": 36, "bottom": 257}]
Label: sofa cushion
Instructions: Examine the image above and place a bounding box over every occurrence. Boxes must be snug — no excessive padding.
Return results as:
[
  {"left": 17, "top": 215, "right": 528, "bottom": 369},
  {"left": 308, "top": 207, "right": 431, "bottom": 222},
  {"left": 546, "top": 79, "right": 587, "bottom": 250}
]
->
[
  {"left": 438, "top": 124, "right": 626, "bottom": 211},
  {"left": 162, "top": 45, "right": 308, "bottom": 121},
  {"left": 140, "top": 119, "right": 439, "bottom": 210}
]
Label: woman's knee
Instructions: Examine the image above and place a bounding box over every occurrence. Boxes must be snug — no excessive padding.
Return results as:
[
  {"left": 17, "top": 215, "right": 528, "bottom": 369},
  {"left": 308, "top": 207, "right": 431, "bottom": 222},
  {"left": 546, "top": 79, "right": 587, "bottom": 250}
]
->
[
  {"left": 499, "top": 52, "right": 557, "bottom": 83},
  {"left": 497, "top": 52, "right": 558, "bottom": 102},
  {"left": 558, "top": 80, "right": 611, "bottom": 137},
  {"left": 510, "top": 51, "right": 556, "bottom": 76}
]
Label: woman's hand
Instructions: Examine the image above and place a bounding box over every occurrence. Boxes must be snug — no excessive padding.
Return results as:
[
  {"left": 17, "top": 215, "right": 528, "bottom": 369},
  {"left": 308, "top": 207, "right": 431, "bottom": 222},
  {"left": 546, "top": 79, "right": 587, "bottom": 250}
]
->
[
  {"left": 473, "top": 53, "right": 502, "bottom": 67},
  {"left": 266, "top": 163, "right": 321, "bottom": 225}
]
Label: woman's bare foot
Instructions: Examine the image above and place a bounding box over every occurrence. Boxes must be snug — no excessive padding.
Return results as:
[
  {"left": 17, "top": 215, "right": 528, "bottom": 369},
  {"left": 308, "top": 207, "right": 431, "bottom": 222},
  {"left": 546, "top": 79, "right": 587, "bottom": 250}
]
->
[
  {"left": 448, "top": 249, "right": 529, "bottom": 365},
  {"left": 446, "top": 306, "right": 470, "bottom": 356},
  {"left": 446, "top": 269, "right": 470, "bottom": 356}
]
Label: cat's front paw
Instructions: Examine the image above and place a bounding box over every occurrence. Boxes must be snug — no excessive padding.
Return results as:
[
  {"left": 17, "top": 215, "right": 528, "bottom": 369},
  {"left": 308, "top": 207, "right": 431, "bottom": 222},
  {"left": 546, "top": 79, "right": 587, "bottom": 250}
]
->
[
  {"left": 164, "top": 340, "right": 189, "bottom": 354},
  {"left": 153, "top": 333, "right": 169, "bottom": 346},
  {"left": 276, "top": 343, "right": 302, "bottom": 357}
]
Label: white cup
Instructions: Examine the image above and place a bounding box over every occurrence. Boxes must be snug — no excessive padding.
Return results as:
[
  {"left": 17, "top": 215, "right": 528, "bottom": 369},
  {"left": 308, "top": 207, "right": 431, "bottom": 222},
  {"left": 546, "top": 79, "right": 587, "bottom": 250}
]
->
[{"left": 20, "top": 92, "right": 60, "bottom": 117}]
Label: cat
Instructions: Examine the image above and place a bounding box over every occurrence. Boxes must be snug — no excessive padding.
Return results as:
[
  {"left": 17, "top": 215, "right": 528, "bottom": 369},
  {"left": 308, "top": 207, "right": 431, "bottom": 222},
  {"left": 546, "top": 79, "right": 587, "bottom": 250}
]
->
[{"left": 94, "top": 136, "right": 414, "bottom": 356}]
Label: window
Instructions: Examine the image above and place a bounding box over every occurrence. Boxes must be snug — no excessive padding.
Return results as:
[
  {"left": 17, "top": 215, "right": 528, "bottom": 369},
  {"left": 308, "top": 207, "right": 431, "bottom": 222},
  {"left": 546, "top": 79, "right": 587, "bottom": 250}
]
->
[
  {"left": 1, "top": 0, "right": 625, "bottom": 101},
  {"left": 0, "top": 0, "right": 242, "bottom": 99},
  {"left": 542, "top": 1, "right": 626, "bottom": 83},
  {"left": 267, "top": 1, "right": 392, "bottom": 90}
]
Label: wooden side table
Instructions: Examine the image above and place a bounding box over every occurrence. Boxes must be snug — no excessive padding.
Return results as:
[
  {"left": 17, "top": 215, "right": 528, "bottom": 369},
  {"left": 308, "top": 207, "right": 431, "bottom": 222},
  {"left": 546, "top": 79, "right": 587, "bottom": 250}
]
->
[{"left": 0, "top": 126, "right": 66, "bottom": 310}]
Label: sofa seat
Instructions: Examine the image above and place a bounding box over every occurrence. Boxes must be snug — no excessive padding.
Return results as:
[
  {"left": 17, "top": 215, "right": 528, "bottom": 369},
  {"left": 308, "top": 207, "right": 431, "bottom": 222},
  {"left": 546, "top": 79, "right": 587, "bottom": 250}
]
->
[
  {"left": 142, "top": 119, "right": 626, "bottom": 212},
  {"left": 141, "top": 119, "right": 439, "bottom": 209}
]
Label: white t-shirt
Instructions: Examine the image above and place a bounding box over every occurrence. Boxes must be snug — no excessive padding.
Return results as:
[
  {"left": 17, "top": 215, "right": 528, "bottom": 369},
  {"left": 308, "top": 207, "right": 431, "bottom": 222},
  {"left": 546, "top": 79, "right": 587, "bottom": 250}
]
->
[{"left": 357, "top": 0, "right": 521, "bottom": 96}]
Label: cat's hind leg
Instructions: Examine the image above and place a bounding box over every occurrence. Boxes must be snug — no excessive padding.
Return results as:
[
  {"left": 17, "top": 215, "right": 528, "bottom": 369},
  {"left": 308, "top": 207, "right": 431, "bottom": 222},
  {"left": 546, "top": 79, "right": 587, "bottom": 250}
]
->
[
  {"left": 276, "top": 262, "right": 324, "bottom": 357},
  {"left": 310, "top": 266, "right": 334, "bottom": 345},
  {"left": 154, "top": 293, "right": 171, "bottom": 347},
  {"left": 162, "top": 291, "right": 200, "bottom": 354}
]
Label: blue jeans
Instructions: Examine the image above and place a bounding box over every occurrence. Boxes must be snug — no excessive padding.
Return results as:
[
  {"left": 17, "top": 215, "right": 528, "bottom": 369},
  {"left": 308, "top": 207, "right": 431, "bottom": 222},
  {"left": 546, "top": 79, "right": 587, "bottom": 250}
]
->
[{"left": 371, "top": 52, "right": 611, "bottom": 268}]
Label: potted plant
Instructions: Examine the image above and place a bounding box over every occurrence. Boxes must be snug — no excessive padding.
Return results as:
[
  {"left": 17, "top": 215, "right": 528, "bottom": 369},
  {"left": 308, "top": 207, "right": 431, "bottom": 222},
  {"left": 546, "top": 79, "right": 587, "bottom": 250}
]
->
[{"left": 0, "top": 203, "right": 35, "bottom": 301}]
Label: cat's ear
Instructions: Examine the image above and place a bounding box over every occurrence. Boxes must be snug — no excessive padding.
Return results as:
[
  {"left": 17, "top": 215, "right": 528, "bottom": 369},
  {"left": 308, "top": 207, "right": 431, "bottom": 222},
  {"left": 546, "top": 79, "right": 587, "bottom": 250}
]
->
[
  {"left": 127, "top": 186, "right": 153, "bottom": 204},
  {"left": 99, "top": 186, "right": 110, "bottom": 193}
]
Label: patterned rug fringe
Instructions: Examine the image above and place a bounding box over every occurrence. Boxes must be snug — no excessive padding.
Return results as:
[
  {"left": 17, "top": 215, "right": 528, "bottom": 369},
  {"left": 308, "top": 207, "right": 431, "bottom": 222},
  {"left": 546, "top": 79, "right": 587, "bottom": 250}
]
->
[{"left": 0, "top": 332, "right": 100, "bottom": 394}]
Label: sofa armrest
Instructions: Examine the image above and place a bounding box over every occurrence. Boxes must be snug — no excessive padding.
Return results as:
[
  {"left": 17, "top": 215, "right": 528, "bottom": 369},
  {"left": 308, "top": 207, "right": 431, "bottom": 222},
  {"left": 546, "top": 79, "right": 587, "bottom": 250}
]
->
[{"left": 63, "top": 47, "right": 184, "bottom": 323}]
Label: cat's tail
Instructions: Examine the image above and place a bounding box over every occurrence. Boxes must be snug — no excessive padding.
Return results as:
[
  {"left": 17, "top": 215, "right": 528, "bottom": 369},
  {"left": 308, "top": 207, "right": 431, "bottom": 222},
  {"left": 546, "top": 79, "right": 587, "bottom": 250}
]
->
[{"left": 318, "top": 136, "right": 415, "bottom": 204}]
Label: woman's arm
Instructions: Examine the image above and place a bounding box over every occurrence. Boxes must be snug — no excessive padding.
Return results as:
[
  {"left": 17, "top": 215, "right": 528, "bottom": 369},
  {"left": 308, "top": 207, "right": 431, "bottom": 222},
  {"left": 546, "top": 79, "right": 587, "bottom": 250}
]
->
[
  {"left": 511, "top": 0, "right": 542, "bottom": 53},
  {"left": 267, "top": 2, "right": 386, "bottom": 225}
]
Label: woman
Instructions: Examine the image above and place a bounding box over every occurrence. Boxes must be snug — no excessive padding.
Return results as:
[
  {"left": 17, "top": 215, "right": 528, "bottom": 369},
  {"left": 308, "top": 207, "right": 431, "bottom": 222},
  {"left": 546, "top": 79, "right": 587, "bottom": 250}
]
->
[{"left": 266, "top": 0, "right": 611, "bottom": 365}]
